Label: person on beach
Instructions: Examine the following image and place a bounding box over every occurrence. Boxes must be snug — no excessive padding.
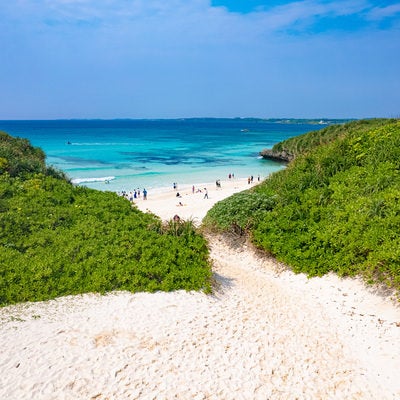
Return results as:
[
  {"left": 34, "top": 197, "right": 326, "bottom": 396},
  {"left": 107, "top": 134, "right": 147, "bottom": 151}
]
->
[
  {"left": 143, "top": 188, "right": 147, "bottom": 200},
  {"left": 192, "top": 185, "right": 195, "bottom": 194},
  {"left": 203, "top": 188, "right": 208, "bottom": 199}
]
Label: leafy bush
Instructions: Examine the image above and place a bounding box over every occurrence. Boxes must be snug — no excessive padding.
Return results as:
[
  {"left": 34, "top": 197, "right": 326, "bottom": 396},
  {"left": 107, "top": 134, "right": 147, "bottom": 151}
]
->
[
  {"left": 0, "top": 136, "right": 212, "bottom": 306},
  {"left": 204, "top": 119, "right": 400, "bottom": 292},
  {"left": 203, "top": 190, "right": 276, "bottom": 234},
  {"left": 271, "top": 119, "right": 396, "bottom": 160},
  {"left": 0, "top": 131, "right": 67, "bottom": 180}
]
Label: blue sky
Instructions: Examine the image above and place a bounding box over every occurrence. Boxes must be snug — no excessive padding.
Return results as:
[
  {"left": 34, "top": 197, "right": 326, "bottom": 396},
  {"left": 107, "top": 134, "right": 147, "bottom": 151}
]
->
[{"left": 0, "top": 1, "right": 399, "bottom": 119}]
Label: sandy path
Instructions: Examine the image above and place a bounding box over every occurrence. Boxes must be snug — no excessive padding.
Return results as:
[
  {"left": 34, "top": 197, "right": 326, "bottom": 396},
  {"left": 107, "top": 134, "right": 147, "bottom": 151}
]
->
[
  {"left": 209, "top": 236, "right": 400, "bottom": 399},
  {"left": 1, "top": 235, "right": 399, "bottom": 399}
]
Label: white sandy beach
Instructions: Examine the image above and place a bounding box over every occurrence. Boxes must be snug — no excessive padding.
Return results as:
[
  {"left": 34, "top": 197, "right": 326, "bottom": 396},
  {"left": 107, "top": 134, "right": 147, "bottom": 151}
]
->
[
  {"left": 133, "top": 177, "right": 253, "bottom": 223},
  {"left": 1, "top": 179, "right": 399, "bottom": 399}
]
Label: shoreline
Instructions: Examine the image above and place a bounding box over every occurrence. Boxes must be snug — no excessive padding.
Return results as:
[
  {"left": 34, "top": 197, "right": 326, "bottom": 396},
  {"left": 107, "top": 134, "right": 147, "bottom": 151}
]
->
[{"left": 132, "top": 177, "right": 255, "bottom": 223}]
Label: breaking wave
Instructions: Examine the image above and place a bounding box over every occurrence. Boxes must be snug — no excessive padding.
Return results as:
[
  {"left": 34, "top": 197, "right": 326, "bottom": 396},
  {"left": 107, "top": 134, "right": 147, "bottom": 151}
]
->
[{"left": 71, "top": 176, "right": 115, "bottom": 184}]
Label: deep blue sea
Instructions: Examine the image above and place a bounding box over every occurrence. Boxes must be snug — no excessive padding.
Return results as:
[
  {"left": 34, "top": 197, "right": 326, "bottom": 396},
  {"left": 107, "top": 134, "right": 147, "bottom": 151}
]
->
[{"left": 0, "top": 119, "right": 324, "bottom": 192}]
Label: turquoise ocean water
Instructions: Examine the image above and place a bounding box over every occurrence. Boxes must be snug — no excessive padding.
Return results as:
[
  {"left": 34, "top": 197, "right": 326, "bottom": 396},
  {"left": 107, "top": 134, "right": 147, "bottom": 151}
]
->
[{"left": 0, "top": 119, "right": 324, "bottom": 192}]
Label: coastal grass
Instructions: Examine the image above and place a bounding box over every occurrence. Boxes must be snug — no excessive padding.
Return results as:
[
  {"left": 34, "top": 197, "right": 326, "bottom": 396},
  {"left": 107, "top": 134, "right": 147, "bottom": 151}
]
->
[
  {"left": 203, "top": 119, "right": 400, "bottom": 293},
  {"left": 0, "top": 132, "right": 212, "bottom": 306}
]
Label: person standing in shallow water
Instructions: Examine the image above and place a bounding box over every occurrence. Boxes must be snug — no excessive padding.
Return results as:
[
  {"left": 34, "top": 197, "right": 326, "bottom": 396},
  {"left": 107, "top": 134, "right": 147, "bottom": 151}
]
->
[{"left": 143, "top": 188, "right": 147, "bottom": 200}]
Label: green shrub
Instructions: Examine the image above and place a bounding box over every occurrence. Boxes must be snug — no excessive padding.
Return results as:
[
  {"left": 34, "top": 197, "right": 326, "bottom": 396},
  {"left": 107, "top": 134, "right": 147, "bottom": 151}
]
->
[
  {"left": 0, "top": 136, "right": 212, "bottom": 305},
  {"left": 203, "top": 190, "right": 276, "bottom": 234},
  {"left": 204, "top": 119, "right": 400, "bottom": 293}
]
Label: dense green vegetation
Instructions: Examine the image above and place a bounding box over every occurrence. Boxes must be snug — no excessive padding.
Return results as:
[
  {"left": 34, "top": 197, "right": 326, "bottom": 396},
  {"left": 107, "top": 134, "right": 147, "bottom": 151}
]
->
[
  {"left": 271, "top": 119, "right": 393, "bottom": 160},
  {"left": 0, "top": 131, "right": 67, "bottom": 180},
  {"left": 0, "top": 132, "right": 211, "bottom": 306},
  {"left": 204, "top": 119, "right": 400, "bottom": 292}
]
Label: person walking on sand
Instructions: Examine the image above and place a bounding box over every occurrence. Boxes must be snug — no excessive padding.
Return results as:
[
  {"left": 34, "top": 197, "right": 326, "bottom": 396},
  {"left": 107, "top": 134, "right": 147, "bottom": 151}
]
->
[
  {"left": 203, "top": 188, "right": 208, "bottom": 199},
  {"left": 143, "top": 188, "right": 147, "bottom": 200}
]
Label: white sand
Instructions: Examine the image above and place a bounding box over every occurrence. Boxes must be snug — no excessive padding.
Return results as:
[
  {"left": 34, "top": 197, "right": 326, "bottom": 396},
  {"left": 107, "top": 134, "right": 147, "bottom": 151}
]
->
[
  {"left": 133, "top": 178, "right": 252, "bottom": 223},
  {"left": 1, "top": 179, "right": 399, "bottom": 399}
]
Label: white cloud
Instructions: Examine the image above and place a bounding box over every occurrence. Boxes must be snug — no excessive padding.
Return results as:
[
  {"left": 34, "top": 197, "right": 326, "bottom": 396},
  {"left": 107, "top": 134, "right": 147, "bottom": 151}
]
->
[
  {"left": 12, "top": 0, "right": 211, "bottom": 25},
  {"left": 2, "top": 0, "right": 397, "bottom": 44},
  {"left": 243, "top": 0, "right": 370, "bottom": 31},
  {"left": 367, "top": 3, "right": 400, "bottom": 20}
]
